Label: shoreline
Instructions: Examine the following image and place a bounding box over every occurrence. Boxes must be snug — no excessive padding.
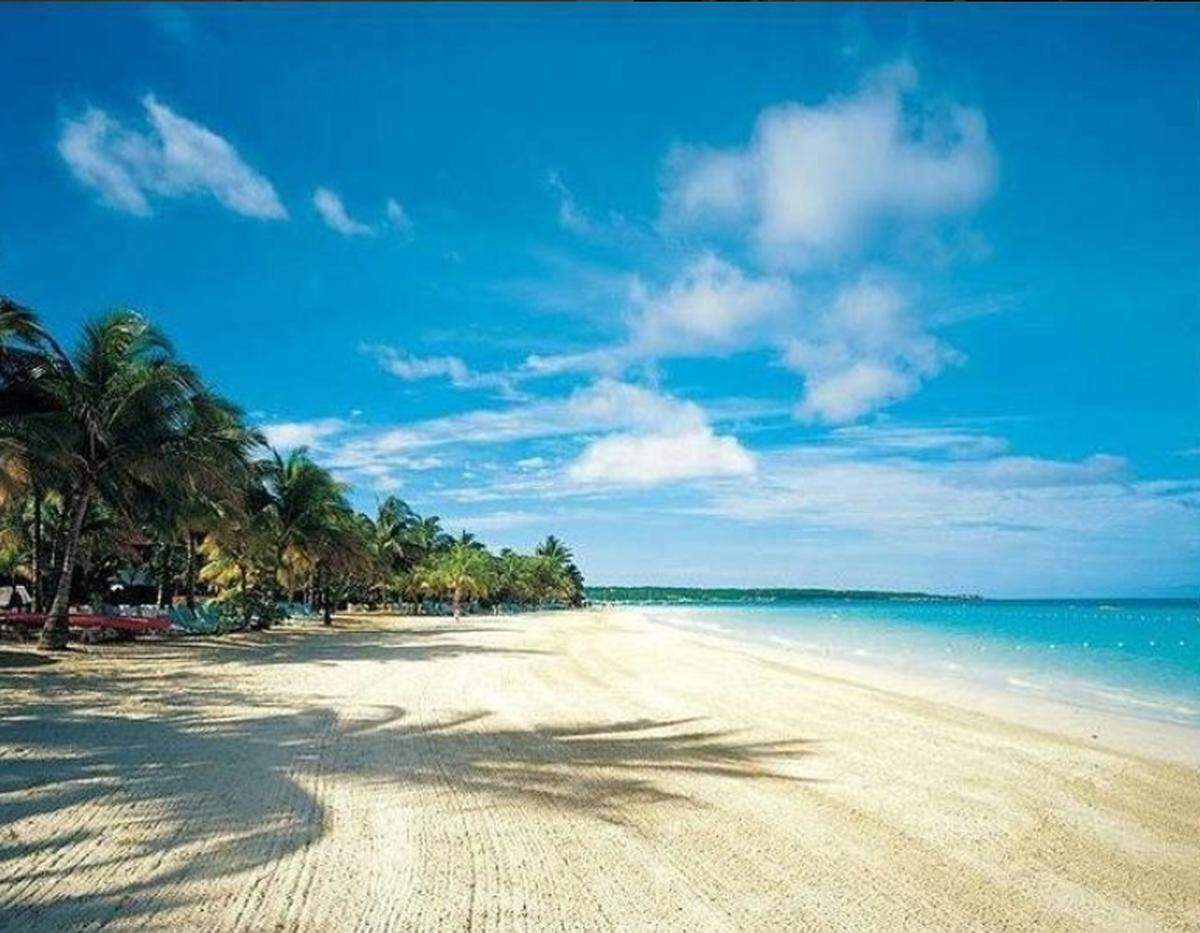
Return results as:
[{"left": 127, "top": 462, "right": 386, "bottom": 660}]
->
[
  {"left": 608, "top": 605, "right": 1200, "bottom": 769},
  {"left": 1, "top": 609, "right": 1197, "bottom": 930}
]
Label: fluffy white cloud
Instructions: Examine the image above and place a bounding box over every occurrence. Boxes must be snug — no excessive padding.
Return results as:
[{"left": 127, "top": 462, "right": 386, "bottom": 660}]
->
[
  {"left": 569, "top": 426, "right": 754, "bottom": 487},
  {"left": 629, "top": 253, "right": 794, "bottom": 355},
  {"left": 663, "top": 61, "right": 996, "bottom": 265},
  {"left": 313, "top": 187, "right": 373, "bottom": 236},
  {"left": 58, "top": 95, "right": 286, "bottom": 219},
  {"left": 782, "top": 277, "right": 959, "bottom": 423},
  {"left": 260, "top": 418, "right": 347, "bottom": 450}
]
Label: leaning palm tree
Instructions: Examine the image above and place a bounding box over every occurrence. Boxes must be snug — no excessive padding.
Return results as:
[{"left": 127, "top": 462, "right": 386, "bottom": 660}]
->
[
  {"left": 0, "top": 297, "right": 72, "bottom": 610},
  {"left": 28, "top": 311, "right": 204, "bottom": 649},
  {"left": 0, "top": 296, "right": 67, "bottom": 419}
]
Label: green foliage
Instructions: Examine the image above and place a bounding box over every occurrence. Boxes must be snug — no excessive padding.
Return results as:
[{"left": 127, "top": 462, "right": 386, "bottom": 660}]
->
[
  {"left": 212, "top": 587, "right": 286, "bottom": 630},
  {"left": 0, "top": 294, "right": 587, "bottom": 636}
]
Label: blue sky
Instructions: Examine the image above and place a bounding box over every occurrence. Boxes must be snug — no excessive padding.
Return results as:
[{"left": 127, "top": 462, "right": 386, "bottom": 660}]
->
[{"left": 2, "top": 4, "right": 1197, "bottom": 596}]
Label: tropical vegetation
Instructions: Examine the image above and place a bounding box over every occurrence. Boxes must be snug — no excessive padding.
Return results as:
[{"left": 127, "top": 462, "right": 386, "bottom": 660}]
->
[{"left": 0, "top": 296, "right": 585, "bottom": 648}]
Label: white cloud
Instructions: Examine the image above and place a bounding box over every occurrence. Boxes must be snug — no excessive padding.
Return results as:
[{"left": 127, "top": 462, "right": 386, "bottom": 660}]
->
[
  {"left": 520, "top": 254, "right": 794, "bottom": 377},
  {"left": 963, "top": 453, "right": 1127, "bottom": 489},
  {"left": 703, "top": 445, "right": 1147, "bottom": 538},
  {"left": 782, "top": 277, "right": 959, "bottom": 423},
  {"left": 58, "top": 95, "right": 287, "bottom": 219},
  {"left": 261, "top": 418, "right": 347, "bottom": 450},
  {"left": 313, "top": 187, "right": 373, "bottom": 236},
  {"left": 670, "top": 444, "right": 1198, "bottom": 596},
  {"left": 299, "top": 379, "right": 751, "bottom": 492},
  {"left": 360, "top": 378, "right": 709, "bottom": 452},
  {"left": 548, "top": 171, "right": 591, "bottom": 235},
  {"left": 522, "top": 346, "right": 629, "bottom": 378},
  {"left": 512, "top": 263, "right": 955, "bottom": 427},
  {"left": 386, "top": 197, "right": 413, "bottom": 233},
  {"left": 569, "top": 426, "right": 755, "bottom": 487},
  {"left": 824, "top": 423, "right": 1009, "bottom": 459},
  {"left": 629, "top": 253, "right": 794, "bottom": 356},
  {"left": 662, "top": 61, "right": 996, "bottom": 265},
  {"left": 367, "top": 346, "right": 471, "bottom": 383},
  {"left": 362, "top": 343, "right": 517, "bottom": 395}
]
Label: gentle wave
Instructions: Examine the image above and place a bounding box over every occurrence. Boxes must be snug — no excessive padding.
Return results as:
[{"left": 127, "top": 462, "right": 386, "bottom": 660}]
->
[{"left": 631, "top": 599, "right": 1200, "bottom": 729}]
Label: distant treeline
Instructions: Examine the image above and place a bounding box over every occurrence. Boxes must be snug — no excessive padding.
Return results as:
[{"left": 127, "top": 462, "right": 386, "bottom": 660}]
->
[{"left": 586, "top": 586, "right": 982, "bottom": 604}]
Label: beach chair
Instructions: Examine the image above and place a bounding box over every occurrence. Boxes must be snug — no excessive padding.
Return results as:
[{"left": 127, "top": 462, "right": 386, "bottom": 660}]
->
[{"left": 169, "top": 605, "right": 221, "bottom": 635}]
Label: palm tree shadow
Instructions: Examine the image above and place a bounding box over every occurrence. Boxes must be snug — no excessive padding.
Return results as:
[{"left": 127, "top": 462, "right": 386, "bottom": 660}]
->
[
  {"left": 0, "top": 637, "right": 817, "bottom": 929},
  {"left": 0, "top": 650, "right": 58, "bottom": 669}
]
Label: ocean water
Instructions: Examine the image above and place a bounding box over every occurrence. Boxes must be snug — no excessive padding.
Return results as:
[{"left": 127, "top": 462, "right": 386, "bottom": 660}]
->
[{"left": 625, "top": 599, "right": 1200, "bottom": 729}]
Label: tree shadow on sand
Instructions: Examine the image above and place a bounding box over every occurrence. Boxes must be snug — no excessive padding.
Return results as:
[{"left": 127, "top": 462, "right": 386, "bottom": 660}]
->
[{"left": 0, "top": 628, "right": 816, "bottom": 929}]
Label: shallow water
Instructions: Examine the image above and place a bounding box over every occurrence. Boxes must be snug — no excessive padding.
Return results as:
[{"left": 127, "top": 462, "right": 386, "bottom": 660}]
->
[{"left": 624, "top": 599, "right": 1200, "bottom": 728}]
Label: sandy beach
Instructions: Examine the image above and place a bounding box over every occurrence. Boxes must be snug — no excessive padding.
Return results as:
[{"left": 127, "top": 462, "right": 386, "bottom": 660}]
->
[{"left": 1, "top": 608, "right": 1197, "bottom": 931}]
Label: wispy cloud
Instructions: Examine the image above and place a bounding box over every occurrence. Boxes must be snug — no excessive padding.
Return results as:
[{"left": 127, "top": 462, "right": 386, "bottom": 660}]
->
[
  {"left": 59, "top": 95, "right": 287, "bottom": 219},
  {"left": 361, "top": 343, "right": 519, "bottom": 396},
  {"left": 697, "top": 442, "right": 1140, "bottom": 531},
  {"left": 260, "top": 417, "right": 347, "bottom": 450},
  {"left": 341, "top": 378, "right": 740, "bottom": 453},
  {"left": 517, "top": 254, "right": 794, "bottom": 378},
  {"left": 385, "top": 197, "right": 413, "bottom": 234},
  {"left": 313, "top": 187, "right": 373, "bottom": 236},
  {"left": 262, "top": 379, "right": 755, "bottom": 494},
  {"left": 822, "top": 423, "right": 1009, "bottom": 459},
  {"left": 548, "top": 171, "right": 592, "bottom": 235}
]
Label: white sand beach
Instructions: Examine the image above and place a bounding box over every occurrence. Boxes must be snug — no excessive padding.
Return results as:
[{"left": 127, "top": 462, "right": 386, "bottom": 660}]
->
[{"left": 1, "top": 609, "right": 1197, "bottom": 931}]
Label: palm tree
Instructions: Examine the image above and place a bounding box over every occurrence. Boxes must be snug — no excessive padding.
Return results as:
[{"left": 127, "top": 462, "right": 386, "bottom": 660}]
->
[
  {"left": 172, "top": 393, "right": 263, "bottom": 609},
  {"left": 257, "top": 447, "right": 348, "bottom": 608},
  {"left": 198, "top": 477, "right": 277, "bottom": 627},
  {"left": 310, "top": 509, "right": 373, "bottom": 624},
  {"left": 0, "top": 296, "right": 67, "bottom": 420},
  {"left": 425, "top": 542, "right": 494, "bottom": 619},
  {"left": 25, "top": 311, "right": 205, "bottom": 649},
  {"left": 408, "top": 514, "right": 451, "bottom": 557},
  {"left": 1, "top": 297, "right": 71, "bottom": 611},
  {"left": 492, "top": 549, "right": 526, "bottom": 605},
  {"left": 393, "top": 514, "right": 450, "bottom": 612},
  {"left": 535, "top": 535, "right": 585, "bottom": 606}
]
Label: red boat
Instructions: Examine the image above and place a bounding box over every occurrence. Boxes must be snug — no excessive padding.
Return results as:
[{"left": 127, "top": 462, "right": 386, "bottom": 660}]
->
[{"left": 0, "top": 613, "right": 171, "bottom": 634}]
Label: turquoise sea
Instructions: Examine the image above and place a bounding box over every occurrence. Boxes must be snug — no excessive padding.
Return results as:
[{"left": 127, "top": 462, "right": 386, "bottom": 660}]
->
[{"left": 605, "top": 597, "right": 1200, "bottom": 729}]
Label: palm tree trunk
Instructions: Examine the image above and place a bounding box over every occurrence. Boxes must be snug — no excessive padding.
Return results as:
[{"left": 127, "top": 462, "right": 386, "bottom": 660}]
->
[
  {"left": 31, "top": 483, "right": 43, "bottom": 613},
  {"left": 238, "top": 561, "right": 251, "bottom": 627},
  {"left": 185, "top": 531, "right": 198, "bottom": 611},
  {"left": 157, "top": 541, "right": 173, "bottom": 608},
  {"left": 452, "top": 588, "right": 462, "bottom": 620},
  {"left": 39, "top": 484, "right": 91, "bottom": 650}
]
